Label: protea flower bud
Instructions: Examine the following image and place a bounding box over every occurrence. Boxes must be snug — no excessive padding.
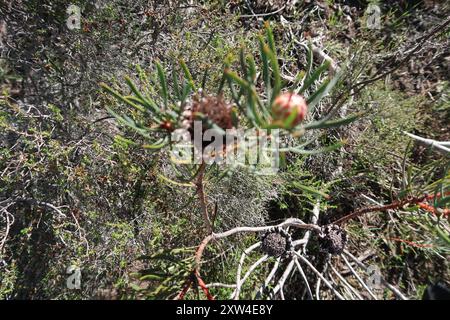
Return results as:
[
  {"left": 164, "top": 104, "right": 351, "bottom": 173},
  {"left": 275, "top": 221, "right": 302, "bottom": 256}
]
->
[{"left": 271, "top": 92, "right": 307, "bottom": 128}]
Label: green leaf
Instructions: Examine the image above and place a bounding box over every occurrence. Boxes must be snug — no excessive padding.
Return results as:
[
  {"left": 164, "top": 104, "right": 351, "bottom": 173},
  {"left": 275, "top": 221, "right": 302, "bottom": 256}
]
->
[
  {"left": 265, "top": 21, "right": 277, "bottom": 57},
  {"left": 114, "top": 135, "right": 138, "bottom": 147},
  {"left": 436, "top": 196, "right": 450, "bottom": 207},
  {"left": 217, "top": 71, "right": 226, "bottom": 95},
  {"left": 304, "top": 113, "right": 360, "bottom": 130},
  {"left": 106, "top": 107, "right": 151, "bottom": 139},
  {"left": 282, "top": 141, "right": 343, "bottom": 155},
  {"left": 283, "top": 104, "right": 298, "bottom": 129},
  {"left": 264, "top": 45, "right": 281, "bottom": 103},
  {"left": 124, "top": 76, "right": 159, "bottom": 112},
  {"left": 225, "top": 69, "right": 250, "bottom": 89},
  {"left": 140, "top": 274, "right": 166, "bottom": 281},
  {"left": 226, "top": 76, "right": 243, "bottom": 110},
  {"left": 297, "top": 60, "right": 331, "bottom": 95},
  {"left": 201, "top": 66, "right": 209, "bottom": 90},
  {"left": 225, "top": 70, "right": 264, "bottom": 126},
  {"left": 435, "top": 224, "right": 450, "bottom": 245},
  {"left": 100, "top": 82, "right": 146, "bottom": 112},
  {"left": 246, "top": 55, "right": 257, "bottom": 83},
  {"left": 181, "top": 82, "right": 192, "bottom": 103},
  {"left": 156, "top": 62, "right": 168, "bottom": 108},
  {"left": 239, "top": 47, "right": 248, "bottom": 81},
  {"left": 291, "top": 181, "right": 330, "bottom": 199},
  {"left": 179, "top": 59, "right": 196, "bottom": 91},
  {"left": 306, "top": 67, "right": 343, "bottom": 110},
  {"left": 124, "top": 95, "right": 162, "bottom": 119},
  {"left": 142, "top": 137, "right": 169, "bottom": 150},
  {"left": 258, "top": 36, "right": 271, "bottom": 104},
  {"left": 172, "top": 65, "right": 181, "bottom": 101},
  {"left": 158, "top": 174, "right": 195, "bottom": 187}
]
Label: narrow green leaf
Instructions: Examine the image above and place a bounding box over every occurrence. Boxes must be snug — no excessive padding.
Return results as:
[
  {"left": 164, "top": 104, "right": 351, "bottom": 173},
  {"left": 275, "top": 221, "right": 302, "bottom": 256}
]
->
[
  {"left": 225, "top": 69, "right": 250, "bottom": 89},
  {"left": 264, "top": 45, "right": 281, "bottom": 103},
  {"left": 114, "top": 135, "right": 138, "bottom": 146},
  {"left": 181, "top": 82, "right": 192, "bottom": 103},
  {"left": 258, "top": 36, "right": 271, "bottom": 104},
  {"left": 304, "top": 113, "right": 360, "bottom": 130},
  {"left": 172, "top": 65, "right": 181, "bottom": 101},
  {"left": 437, "top": 196, "right": 450, "bottom": 207},
  {"left": 282, "top": 141, "right": 343, "bottom": 155},
  {"left": 291, "top": 181, "right": 330, "bottom": 199},
  {"left": 140, "top": 274, "right": 165, "bottom": 281},
  {"left": 265, "top": 21, "right": 276, "bottom": 56},
  {"left": 217, "top": 71, "right": 226, "bottom": 95},
  {"left": 246, "top": 55, "right": 257, "bottom": 83},
  {"left": 201, "top": 66, "right": 209, "bottom": 90},
  {"left": 239, "top": 47, "right": 248, "bottom": 81},
  {"left": 142, "top": 137, "right": 169, "bottom": 150},
  {"left": 125, "top": 73, "right": 158, "bottom": 111},
  {"left": 225, "top": 70, "right": 264, "bottom": 126},
  {"left": 100, "top": 83, "right": 145, "bottom": 112},
  {"left": 226, "top": 77, "right": 243, "bottom": 110},
  {"left": 106, "top": 107, "right": 151, "bottom": 139},
  {"left": 158, "top": 174, "right": 195, "bottom": 187},
  {"left": 283, "top": 103, "right": 299, "bottom": 129},
  {"left": 297, "top": 60, "right": 331, "bottom": 95},
  {"left": 307, "top": 68, "right": 342, "bottom": 110},
  {"left": 179, "top": 59, "right": 196, "bottom": 91},
  {"left": 125, "top": 95, "right": 162, "bottom": 119},
  {"left": 156, "top": 62, "right": 168, "bottom": 108}
]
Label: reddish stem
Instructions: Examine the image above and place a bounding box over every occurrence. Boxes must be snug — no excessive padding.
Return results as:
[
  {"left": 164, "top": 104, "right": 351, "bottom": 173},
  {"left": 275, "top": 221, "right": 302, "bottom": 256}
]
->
[
  {"left": 334, "top": 192, "right": 450, "bottom": 225},
  {"left": 387, "top": 237, "right": 434, "bottom": 248}
]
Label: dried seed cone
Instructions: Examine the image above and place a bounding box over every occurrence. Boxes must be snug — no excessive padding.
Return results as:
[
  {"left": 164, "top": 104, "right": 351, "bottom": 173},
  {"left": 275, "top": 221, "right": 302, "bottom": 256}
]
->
[
  {"left": 319, "top": 224, "right": 347, "bottom": 255},
  {"left": 261, "top": 227, "right": 292, "bottom": 257},
  {"left": 271, "top": 92, "right": 307, "bottom": 127},
  {"left": 180, "top": 94, "right": 233, "bottom": 133}
]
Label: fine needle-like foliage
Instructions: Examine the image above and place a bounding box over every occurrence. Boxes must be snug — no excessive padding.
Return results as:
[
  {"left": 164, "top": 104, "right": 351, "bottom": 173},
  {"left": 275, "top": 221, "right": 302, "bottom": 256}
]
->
[{"left": 100, "top": 22, "right": 358, "bottom": 158}]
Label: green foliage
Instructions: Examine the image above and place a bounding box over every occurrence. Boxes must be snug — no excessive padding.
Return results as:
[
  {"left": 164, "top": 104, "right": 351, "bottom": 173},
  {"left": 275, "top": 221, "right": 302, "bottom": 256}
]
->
[
  {"left": 2, "top": 0, "right": 449, "bottom": 300},
  {"left": 132, "top": 247, "right": 196, "bottom": 299},
  {"left": 101, "top": 22, "right": 357, "bottom": 161}
]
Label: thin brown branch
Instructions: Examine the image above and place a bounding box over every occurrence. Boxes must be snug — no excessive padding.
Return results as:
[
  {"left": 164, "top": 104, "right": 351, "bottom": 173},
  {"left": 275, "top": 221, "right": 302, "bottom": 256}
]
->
[
  {"left": 334, "top": 192, "right": 450, "bottom": 225},
  {"left": 196, "top": 162, "right": 213, "bottom": 234}
]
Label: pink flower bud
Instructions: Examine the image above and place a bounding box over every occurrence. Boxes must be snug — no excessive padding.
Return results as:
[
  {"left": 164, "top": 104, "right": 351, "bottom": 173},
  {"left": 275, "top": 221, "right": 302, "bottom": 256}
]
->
[{"left": 271, "top": 92, "right": 307, "bottom": 128}]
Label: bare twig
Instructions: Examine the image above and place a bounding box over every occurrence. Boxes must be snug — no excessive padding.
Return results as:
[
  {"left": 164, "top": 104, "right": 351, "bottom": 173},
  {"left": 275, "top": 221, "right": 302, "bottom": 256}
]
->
[
  {"left": 255, "top": 257, "right": 281, "bottom": 299},
  {"left": 404, "top": 131, "right": 450, "bottom": 154},
  {"left": 329, "top": 264, "right": 363, "bottom": 300},
  {"left": 343, "top": 250, "right": 408, "bottom": 300},
  {"left": 294, "top": 252, "right": 345, "bottom": 300},
  {"left": 233, "top": 251, "right": 268, "bottom": 300},
  {"left": 341, "top": 254, "right": 377, "bottom": 299},
  {"left": 294, "top": 258, "right": 314, "bottom": 300},
  {"left": 0, "top": 203, "right": 15, "bottom": 255},
  {"left": 196, "top": 162, "right": 213, "bottom": 234},
  {"left": 239, "top": 5, "right": 286, "bottom": 19}
]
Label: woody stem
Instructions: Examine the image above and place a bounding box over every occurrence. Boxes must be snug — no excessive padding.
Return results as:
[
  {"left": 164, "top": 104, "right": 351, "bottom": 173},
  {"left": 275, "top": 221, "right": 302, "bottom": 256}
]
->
[{"left": 196, "top": 161, "right": 213, "bottom": 234}]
